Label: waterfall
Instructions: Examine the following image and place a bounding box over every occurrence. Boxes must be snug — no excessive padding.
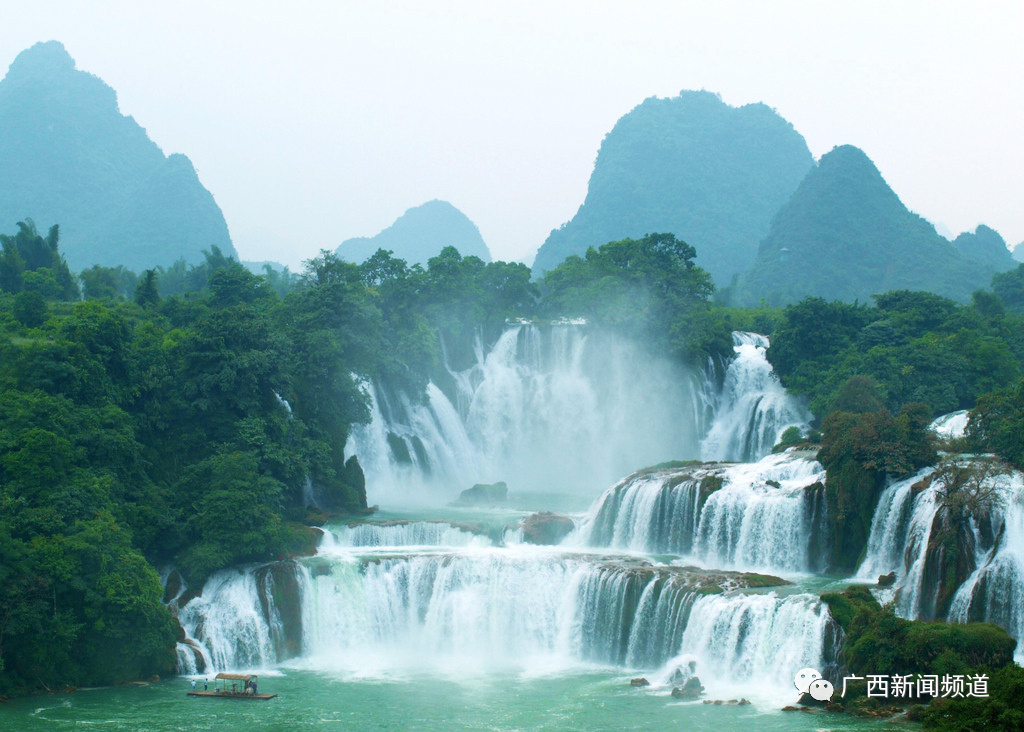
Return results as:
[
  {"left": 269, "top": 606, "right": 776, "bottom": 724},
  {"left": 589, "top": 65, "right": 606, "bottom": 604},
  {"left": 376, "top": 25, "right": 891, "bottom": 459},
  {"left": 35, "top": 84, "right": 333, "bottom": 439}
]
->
[
  {"left": 947, "top": 472, "right": 1024, "bottom": 657},
  {"left": 299, "top": 551, "right": 578, "bottom": 672},
  {"left": 929, "top": 410, "right": 969, "bottom": 439},
  {"left": 346, "top": 327, "right": 809, "bottom": 504},
  {"left": 700, "top": 332, "right": 810, "bottom": 462},
  {"left": 660, "top": 591, "right": 830, "bottom": 697},
  {"left": 574, "top": 451, "right": 828, "bottom": 574},
  {"left": 856, "top": 461, "right": 1024, "bottom": 659},
  {"left": 175, "top": 642, "right": 200, "bottom": 675},
  {"left": 322, "top": 521, "right": 492, "bottom": 549},
  {"left": 856, "top": 470, "right": 928, "bottom": 581},
  {"left": 176, "top": 549, "right": 827, "bottom": 692},
  {"left": 175, "top": 570, "right": 278, "bottom": 672},
  {"left": 346, "top": 324, "right": 707, "bottom": 503}
]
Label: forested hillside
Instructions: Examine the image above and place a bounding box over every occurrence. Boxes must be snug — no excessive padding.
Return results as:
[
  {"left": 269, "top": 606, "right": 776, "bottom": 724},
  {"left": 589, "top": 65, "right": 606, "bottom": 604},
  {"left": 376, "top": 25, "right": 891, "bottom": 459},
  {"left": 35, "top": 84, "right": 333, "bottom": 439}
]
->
[
  {"left": 0, "top": 222, "right": 542, "bottom": 694},
  {"left": 735, "top": 146, "right": 1005, "bottom": 305},
  {"left": 4, "top": 214, "right": 1024, "bottom": 706}
]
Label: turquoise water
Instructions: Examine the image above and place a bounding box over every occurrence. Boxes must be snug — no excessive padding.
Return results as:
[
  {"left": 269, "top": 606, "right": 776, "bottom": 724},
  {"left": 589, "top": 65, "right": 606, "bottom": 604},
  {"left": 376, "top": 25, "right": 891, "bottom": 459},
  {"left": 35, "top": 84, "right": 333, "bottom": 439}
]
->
[
  {"left": 0, "top": 497, "right": 904, "bottom": 731},
  {"left": 1, "top": 670, "right": 905, "bottom": 731}
]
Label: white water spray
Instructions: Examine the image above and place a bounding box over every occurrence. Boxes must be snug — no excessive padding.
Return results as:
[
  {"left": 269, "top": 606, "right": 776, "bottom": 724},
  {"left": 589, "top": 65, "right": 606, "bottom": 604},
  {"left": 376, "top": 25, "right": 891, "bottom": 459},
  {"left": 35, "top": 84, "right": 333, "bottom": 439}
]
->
[
  {"left": 347, "top": 325, "right": 707, "bottom": 504},
  {"left": 575, "top": 451, "right": 827, "bottom": 574},
  {"left": 700, "top": 332, "right": 809, "bottom": 462}
]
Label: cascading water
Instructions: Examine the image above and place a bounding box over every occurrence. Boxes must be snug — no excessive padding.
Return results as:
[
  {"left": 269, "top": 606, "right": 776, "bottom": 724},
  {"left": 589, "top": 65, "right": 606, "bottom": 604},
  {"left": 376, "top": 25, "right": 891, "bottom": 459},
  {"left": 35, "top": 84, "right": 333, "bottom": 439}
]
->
[
  {"left": 574, "top": 451, "right": 828, "bottom": 574},
  {"left": 322, "top": 520, "right": 491, "bottom": 549},
  {"left": 174, "top": 545, "right": 828, "bottom": 697},
  {"left": 929, "top": 410, "right": 969, "bottom": 439},
  {"left": 347, "top": 324, "right": 737, "bottom": 505},
  {"left": 348, "top": 327, "right": 808, "bottom": 505},
  {"left": 658, "top": 591, "right": 832, "bottom": 698},
  {"left": 700, "top": 332, "right": 810, "bottom": 462},
  {"left": 856, "top": 457, "right": 1024, "bottom": 659},
  {"left": 170, "top": 327, "right": 849, "bottom": 708}
]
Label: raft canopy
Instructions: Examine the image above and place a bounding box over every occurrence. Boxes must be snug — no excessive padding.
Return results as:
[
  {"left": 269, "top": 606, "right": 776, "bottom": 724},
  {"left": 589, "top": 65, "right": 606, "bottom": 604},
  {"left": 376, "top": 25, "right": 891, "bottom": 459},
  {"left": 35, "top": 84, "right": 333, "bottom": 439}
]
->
[{"left": 215, "top": 673, "right": 255, "bottom": 681}]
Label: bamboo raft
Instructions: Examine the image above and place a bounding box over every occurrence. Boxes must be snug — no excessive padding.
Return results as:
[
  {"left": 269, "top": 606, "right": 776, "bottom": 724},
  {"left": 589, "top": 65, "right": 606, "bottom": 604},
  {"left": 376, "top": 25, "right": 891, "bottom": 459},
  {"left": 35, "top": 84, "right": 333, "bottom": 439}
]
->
[
  {"left": 187, "top": 690, "right": 277, "bottom": 700},
  {"left": 187, "top": 672, "right": 277, "bottom": 700}
]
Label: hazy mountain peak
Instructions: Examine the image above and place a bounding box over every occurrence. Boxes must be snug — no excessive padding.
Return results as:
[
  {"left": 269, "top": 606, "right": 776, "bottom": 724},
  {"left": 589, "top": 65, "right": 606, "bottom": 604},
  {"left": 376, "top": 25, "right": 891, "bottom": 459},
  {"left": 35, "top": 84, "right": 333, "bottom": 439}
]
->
[
  {"left": 0, "top": 41, "right": 235, "bottom": 271},
  {"left": 337, "top": 199, "right": 491, "bottom": 266},
  {"left": 531, "top": 89, "right": 814, "bottom": 283},
  {"left": 952, "top": 224, "right": 1015, "bottom": 272},
  {"left": 736, "top": 145, "right": 994, "bottom": 305},
  {"left": 6, "top": 40, "right": 76, "bottom": 77}
]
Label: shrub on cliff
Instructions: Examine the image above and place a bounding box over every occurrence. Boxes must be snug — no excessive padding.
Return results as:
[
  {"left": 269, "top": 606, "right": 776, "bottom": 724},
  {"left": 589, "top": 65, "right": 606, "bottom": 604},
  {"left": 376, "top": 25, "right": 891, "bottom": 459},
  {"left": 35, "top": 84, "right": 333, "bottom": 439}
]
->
[
  {"left": 968, "top": 378, "right": 1024, "bottom": 470},
  {"left": 823, "top": 586, "right": 1019, "bottom": 724},
  {"left": 822, "top": 585, "right": 1016, "bottom": 682},
  {"left": 818, "top": 404, "right": 935, "bottom": 571},
  {"left": 922, "top": 663, "right": 1024, "bottom": 731}
]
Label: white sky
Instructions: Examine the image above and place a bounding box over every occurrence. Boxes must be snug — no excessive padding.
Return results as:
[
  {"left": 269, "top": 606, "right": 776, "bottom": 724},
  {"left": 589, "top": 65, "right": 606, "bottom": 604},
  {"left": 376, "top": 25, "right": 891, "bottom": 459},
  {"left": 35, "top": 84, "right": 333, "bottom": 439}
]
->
[{"left": 2, "top": 1, "right": 1022, "bottom": 268}]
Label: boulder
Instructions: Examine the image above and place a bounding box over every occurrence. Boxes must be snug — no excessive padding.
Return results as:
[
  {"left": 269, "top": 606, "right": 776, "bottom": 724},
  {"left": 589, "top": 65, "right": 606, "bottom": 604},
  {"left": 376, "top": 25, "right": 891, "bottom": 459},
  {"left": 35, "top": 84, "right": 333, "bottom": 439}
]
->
[
  {"left": 671, "top": 676, "right": 704, "bottom": 699},
  {"left": 630, "top": 677, "right": 650, "bottom": 687},
  {"left": 520, "top": 512, "right": 575, "bottom": 545},
  {"left": 877, "top": 571, "right": 896, "bottom": 588},
  {"left": 455, "top": 481, "right": 508, "bottom": 506}
]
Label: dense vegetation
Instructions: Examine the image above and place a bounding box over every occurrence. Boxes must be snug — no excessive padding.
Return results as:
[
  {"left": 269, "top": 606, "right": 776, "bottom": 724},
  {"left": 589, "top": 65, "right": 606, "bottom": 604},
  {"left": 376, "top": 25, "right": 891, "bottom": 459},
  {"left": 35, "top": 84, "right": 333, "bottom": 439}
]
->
[
  {"left": 539, "top": 232, "right": 732, "bottom": 364},
  {"left": 762, "top": 276, "right": 1024, "bottom": 572},
  {"left": 968, "top": 378, "right": 1024, "bottom": 470},
  {"left": 4, "top": 208, "right": 1024, "bottom": 707},
  {"left": 817, "top": 404, "right": 936, "bottom": 572},
  {"left": 532, "top": 90, "right": 814, "bottom": 285},
  {"left": 820, "top": 584, "right": 1022, "bottom": 725},
  {"left": 768, "top": 290, "right": 1023, "bottom": 420}
]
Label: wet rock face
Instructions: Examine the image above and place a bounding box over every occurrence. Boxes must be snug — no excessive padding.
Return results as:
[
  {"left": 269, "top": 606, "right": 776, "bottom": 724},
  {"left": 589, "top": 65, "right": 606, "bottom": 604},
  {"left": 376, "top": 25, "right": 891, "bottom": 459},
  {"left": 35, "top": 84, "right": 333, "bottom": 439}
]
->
[
  {"left": 255, "top": 561, "right": 304, "bottom": 660},
  {"left": 671, "top": 676, "right": 704, "bottom": 699},
  {"left": 454, "top": 482, "right": 508, "bottom": 506},
  {"left": 163, "top": 570, "right": 184, "bottom": 605},
  {"left": 182, "top": 639, "right": 206, "bottom": 673},
  {"left": 520, "top": 512, "right": 574, "bottom": 545}
]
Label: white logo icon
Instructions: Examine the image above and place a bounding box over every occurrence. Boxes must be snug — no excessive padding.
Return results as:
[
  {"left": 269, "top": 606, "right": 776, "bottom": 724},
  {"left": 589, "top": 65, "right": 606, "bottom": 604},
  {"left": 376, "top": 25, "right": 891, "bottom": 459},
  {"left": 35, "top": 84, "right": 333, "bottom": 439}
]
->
[
  {"left": 794, "top": 667, "right": 821, "bottom": 694},
  {"left": 809, "top": 678, "right": 834, "bottom": 702}
]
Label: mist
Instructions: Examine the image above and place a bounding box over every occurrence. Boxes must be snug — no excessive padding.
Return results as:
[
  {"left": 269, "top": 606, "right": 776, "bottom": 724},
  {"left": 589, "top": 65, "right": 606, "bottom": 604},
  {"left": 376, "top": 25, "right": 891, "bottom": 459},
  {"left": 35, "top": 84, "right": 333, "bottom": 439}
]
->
[{"left": 347, "top": 323, "right": 711, "bottom": 506}]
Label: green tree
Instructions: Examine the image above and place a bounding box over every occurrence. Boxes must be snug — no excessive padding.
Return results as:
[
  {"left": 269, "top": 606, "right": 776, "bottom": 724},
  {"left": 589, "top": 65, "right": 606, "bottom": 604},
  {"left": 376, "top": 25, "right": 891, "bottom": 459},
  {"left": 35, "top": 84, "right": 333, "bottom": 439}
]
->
[
  {"left": 80, "top": 264, "right": 137, "bottom": 301},
  {"left": 0, "top": 220, "right": 79, "bottom": 300},
  {"left": 818, "top": 404, "right": 936, "bottom": 571},
  {"left": 12, "top": 291, "right": 46, "bottom": 328},
  {"left": 134, "top": 269, "right": 160, "bottom": 307},
  {"left": 540, "top": 233, "right": 726, "bottom": 364},
  {"left": 968, "top": 378, "right": 1024, "bottom": 469},
  {"left": 991, "top": 263, "right": 1024, "bottom": 314}
]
